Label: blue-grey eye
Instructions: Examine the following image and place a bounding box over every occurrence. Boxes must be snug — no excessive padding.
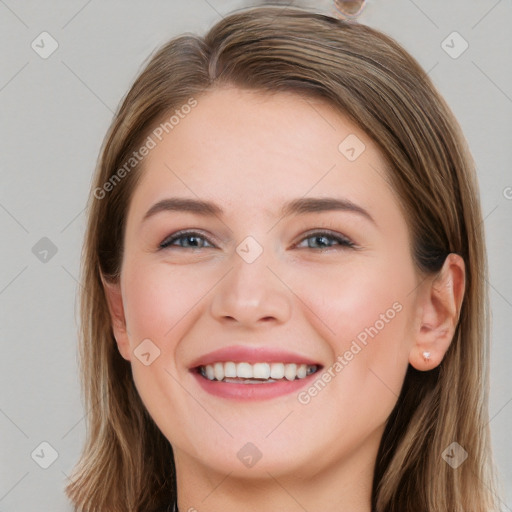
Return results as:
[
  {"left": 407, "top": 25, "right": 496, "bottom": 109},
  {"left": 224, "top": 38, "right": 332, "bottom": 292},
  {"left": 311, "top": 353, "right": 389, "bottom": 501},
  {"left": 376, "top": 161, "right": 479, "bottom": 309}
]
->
[
  {"left": 296, "top": 231, "right": 355, "bottom": 250},
  {"left": 159, "top": 229, "right": 355, "bottom": 251},
  {"left": 159, "top": 231, "right": 214, "bottom": 249}
]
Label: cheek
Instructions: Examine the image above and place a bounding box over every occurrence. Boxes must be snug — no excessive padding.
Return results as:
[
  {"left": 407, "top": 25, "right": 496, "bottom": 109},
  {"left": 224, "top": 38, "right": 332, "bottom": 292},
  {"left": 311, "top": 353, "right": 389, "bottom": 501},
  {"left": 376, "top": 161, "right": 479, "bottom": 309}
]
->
[
  {"left": 119, "top": 261, "right": 207, "bottom": 434},
  {"left": 279, "top": 263, "right": 415, "bottom": 457},
  {"left": 122, "top": 261, "right": 205, "bottom": 346},
  {"left": 302, "top": 257, "right": 415, "bottom": 392}
]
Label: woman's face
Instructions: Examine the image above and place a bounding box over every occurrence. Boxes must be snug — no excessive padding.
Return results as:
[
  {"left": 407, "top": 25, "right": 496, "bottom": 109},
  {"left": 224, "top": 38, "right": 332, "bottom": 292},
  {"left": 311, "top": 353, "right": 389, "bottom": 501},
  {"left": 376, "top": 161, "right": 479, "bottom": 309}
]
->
[{"left": 110, "top": 87, "right": 424, "bottom": 479}]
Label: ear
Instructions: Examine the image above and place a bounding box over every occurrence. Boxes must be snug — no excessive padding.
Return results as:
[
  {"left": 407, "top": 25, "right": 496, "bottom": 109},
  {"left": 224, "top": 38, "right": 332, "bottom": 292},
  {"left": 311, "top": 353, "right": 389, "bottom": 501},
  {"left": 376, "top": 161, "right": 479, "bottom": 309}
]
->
[
  {"left": 409, "top": 253, "right": 465, "bottom": 371},
  {"left": 101, "top": 274, "right": 132, "bottom": 361}
]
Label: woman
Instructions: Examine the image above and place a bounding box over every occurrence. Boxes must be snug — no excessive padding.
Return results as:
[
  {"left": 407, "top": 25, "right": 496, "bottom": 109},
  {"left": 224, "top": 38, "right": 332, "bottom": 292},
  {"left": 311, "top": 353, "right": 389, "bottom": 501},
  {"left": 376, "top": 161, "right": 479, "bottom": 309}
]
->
[{"left": 65, "top": 5, "right": 501, "bottom": 512}]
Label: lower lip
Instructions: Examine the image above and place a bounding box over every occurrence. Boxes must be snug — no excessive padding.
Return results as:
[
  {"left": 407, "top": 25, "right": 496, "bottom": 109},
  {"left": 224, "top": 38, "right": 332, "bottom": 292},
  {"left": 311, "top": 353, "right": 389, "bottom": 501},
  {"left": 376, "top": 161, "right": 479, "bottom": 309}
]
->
[{"left": 191, "top": 369, "right": 320, "bottom": 401}]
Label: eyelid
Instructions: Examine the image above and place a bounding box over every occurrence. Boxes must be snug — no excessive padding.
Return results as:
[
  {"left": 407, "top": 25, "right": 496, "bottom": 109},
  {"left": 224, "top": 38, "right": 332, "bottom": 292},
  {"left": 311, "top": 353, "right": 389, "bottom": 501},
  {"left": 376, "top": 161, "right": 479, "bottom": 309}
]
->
[
  {"left": 159, "top": 228, "right": 357, "bottom": 251},
  {"left": 159, "top": 229, "right": 216, "bottom": 249},
  {"left": 294, "top": 229, "right": 356, "bottom": 249}
]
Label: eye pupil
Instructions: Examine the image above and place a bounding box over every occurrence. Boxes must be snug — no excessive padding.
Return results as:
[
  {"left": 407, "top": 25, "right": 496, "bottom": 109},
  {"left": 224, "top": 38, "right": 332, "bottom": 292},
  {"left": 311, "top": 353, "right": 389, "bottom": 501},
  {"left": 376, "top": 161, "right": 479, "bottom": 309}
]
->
[
  {"left": 160, "top": 232, "right": 209, "bottom": 249},
  {"left": 160, "top": 230, "right": 353, "bottom": 251},
  {"left": 312, "top": 235, "right": 330, "bottom": 248},
  {"left": 299, "top": 231, "right": 354, "bottom": 250},
  {"left": 185, "top": 235, "right": 201, "bottom": 247}
]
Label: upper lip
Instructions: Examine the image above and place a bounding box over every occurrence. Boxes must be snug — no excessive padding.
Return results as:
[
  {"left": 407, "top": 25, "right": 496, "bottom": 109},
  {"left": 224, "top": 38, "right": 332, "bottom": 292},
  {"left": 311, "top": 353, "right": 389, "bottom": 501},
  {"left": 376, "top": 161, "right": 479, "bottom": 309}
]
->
[{"left": 189, "top": 345, "right": 321, "bottom": 369}]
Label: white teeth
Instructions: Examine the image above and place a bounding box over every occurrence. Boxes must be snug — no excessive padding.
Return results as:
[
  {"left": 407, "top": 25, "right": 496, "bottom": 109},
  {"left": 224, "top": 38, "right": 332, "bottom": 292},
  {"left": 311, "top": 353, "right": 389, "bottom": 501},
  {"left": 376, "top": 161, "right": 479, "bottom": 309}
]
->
[
  {"left": 224, "top": 361, "right": 237, "bottom": 378},
  {"left": 284, "top": 363, "right": 297, "bottom": 381},
  {"left": 252, "top": 362, "right": 271, "bottom": 379},
  {"left": 205, "top": 365, "right": 215, "bottom": 380},
  {"left": 270, "top": 362, "right": 285, "bottom": 379},
  {"left": 213, "top": 362, "right": 224, "bottom": 381},
  {"left": 237, "top": 362, "right": 253, "bottom": 379},
  {"left": 199, "top": 361, "right": 318, "bottom": 383}
]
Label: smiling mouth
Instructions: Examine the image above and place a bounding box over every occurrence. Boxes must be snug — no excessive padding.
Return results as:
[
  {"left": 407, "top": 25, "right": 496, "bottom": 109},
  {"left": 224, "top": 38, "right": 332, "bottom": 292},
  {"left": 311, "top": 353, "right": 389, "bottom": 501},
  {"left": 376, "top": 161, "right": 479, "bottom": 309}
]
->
[{"left": 196, "top": 361, "right": 320, "bottom": 384}]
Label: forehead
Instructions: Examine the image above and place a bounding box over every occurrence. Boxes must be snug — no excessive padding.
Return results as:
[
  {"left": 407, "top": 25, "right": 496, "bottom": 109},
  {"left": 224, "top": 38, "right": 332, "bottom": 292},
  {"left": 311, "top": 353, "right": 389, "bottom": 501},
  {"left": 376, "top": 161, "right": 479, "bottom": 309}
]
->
[{"left": 127, "top": 86, "right": 398, "bottom": 223}]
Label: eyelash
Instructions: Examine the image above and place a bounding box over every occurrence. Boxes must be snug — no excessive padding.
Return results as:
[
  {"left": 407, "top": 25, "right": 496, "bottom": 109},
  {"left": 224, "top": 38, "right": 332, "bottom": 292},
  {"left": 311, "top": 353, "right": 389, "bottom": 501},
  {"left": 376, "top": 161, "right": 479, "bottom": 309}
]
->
[{"left": 159, "top": 229, "right": 356, "bottom": 251}]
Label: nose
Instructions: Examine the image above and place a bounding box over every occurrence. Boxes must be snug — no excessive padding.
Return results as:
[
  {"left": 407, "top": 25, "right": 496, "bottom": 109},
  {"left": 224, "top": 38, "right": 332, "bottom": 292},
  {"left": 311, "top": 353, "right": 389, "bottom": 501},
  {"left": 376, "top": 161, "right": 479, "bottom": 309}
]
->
[{"left": 209, "top": 243, "right": 293, "bottom": 328}]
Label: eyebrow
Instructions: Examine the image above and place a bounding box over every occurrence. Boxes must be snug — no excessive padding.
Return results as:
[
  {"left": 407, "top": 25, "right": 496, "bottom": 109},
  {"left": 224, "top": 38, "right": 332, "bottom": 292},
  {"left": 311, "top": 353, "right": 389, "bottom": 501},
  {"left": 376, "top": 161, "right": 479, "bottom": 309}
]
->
[{"left": 142, "top": 196, "right": 375, "bottom": 224}]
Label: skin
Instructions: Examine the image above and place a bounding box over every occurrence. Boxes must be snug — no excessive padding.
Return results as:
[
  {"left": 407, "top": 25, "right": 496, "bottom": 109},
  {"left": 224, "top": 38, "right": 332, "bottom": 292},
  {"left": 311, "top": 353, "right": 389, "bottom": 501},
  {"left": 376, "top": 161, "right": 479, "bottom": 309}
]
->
[{"left": 104, "top": 86, "right": 465, "bottom": 512}]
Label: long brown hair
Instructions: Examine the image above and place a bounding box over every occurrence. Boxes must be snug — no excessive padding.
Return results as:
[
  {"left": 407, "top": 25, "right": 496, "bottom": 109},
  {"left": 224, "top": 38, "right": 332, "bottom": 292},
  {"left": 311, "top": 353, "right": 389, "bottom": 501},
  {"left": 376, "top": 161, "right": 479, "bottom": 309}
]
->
[{"left": 65, "top": 6, "right": 501, "bottom": 511}]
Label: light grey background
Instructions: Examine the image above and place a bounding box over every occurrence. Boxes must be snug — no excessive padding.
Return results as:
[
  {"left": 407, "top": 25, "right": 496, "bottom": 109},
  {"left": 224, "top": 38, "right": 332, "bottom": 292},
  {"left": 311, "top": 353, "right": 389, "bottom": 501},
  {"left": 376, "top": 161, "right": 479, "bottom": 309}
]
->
[{"left": 1, "top": 1, "right": 511, "bottom": 511}]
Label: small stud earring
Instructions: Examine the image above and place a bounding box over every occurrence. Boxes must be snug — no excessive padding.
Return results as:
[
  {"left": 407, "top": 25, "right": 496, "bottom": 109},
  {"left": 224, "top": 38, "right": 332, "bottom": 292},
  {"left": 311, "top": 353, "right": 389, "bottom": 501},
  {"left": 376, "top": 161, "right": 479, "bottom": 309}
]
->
[{"left": 422, "top": 351, "right": 431, "bottom": 363}]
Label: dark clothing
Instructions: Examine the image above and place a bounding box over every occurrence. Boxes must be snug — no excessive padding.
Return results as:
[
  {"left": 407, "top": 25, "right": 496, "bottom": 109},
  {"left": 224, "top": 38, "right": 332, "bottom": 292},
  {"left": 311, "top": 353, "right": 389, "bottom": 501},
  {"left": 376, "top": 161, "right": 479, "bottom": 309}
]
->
[{"left": 151, "top": 504, "right": 174, "bottom": 512}]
